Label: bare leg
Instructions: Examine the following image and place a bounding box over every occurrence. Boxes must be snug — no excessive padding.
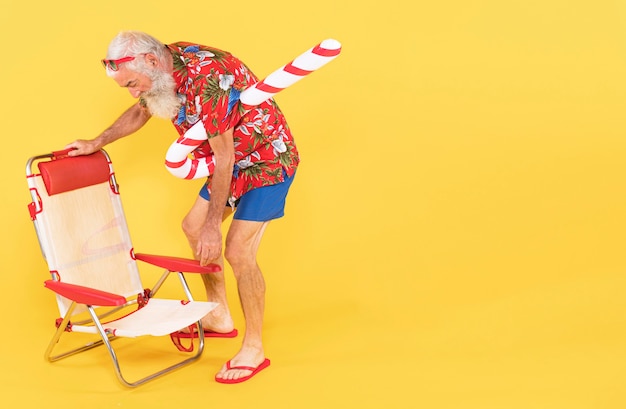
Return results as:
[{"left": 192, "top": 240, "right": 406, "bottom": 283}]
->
[
  {"left": 182, "top": 196, "right": 234, "bottom": 333},
  {"left": 215, "top": 219, "right": 269, "bottom": 381}
]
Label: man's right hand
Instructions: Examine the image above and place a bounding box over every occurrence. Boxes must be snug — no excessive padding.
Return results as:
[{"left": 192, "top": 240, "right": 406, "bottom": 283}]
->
[{"left": 64, "top": 139, "right": 102, "bottom": 156}]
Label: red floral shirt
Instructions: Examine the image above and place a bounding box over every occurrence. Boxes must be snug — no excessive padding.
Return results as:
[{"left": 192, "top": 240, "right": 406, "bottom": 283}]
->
[{"left": 166, "top": 42, "right": 299, "bottom": 204}]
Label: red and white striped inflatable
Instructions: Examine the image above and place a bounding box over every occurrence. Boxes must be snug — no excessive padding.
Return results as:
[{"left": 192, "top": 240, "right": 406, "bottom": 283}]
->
[
  {"left": 164, "top": 38, "right": 342, "bottom": 180},
  {"left": 239, "top": 38, "right": 342, "bottom": 109},
  {"left": 164, "top": 120, "right": 215, "bottom": 179}
]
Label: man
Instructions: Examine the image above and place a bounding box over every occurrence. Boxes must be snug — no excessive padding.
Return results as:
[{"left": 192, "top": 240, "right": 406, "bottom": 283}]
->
[{"left": 66, "top": 31, "right": 299, "bottom": 384}]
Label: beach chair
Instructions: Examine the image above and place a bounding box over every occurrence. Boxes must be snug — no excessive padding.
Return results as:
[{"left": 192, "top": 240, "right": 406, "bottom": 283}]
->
[{"left": 25, "top": 148, "right": 219, "bottom": 387}]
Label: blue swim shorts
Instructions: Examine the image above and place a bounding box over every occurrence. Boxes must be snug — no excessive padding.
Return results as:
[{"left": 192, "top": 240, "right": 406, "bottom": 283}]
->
[{"left": 199, "top": 171, "right": 296, "bottom": 222}]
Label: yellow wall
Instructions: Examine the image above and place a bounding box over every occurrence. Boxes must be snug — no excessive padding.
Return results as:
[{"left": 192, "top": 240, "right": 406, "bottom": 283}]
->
[{"left": 2, "top": 0, "right": 626, "bottom": 407}]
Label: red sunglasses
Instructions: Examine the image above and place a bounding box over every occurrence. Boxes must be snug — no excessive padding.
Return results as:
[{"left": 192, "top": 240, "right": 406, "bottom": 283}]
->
[{"left": 101, "top": 56, "right": 135, "bottom": 71}]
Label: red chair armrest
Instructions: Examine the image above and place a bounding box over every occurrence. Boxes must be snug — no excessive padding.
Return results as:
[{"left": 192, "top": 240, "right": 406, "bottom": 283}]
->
[
  {"left": 44, "top": 280, "right": 127, "bottom": 306},
  {"left": 134, "top": 253, "right": 221, "bottom": 274}
]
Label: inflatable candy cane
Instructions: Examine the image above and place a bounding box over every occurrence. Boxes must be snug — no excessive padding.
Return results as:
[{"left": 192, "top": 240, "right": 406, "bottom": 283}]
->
[
  {"left": 164, "top": 119, "right": 215, "bottom": 179},
  {"left": 238, "top": 38, "right": 342, "bottom": 109},
  {"left": 164, "top": 38, "right": 342, "bottom": 180}
]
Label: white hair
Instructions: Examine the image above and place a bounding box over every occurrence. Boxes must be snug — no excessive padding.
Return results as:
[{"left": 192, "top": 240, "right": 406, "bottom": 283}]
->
[{"left": 105, "top": 31, "right": 169, "bottom": 77}]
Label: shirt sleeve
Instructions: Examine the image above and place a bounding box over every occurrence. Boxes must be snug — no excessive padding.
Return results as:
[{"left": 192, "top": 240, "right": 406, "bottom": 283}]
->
[{"left": 200, "top": 56, "right": 245, "bottom": 138}]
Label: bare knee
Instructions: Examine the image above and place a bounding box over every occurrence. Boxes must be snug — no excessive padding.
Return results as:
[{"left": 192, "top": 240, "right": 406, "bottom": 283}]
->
[
  {"left": 182, "top": 196, "right": 211, "bottom": 242},
  {"left": 224, "top": 242, "right": 243, "bottom": 269},
  {"left": 224, "top": 242, "right": 265, "bottom": 296},
  {"left": 224, "top": 241, "right": 254, "bottom": 272},
  {"left": 181, "top": 215, "right": 200, "bottom": 242},
  {"left": 223, "top": 220, "right": 268, "bottom": 275}
]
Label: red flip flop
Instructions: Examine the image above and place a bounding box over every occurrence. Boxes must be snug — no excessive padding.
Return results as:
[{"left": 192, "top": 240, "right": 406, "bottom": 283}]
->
[
  {"left": 174, "top": 323, "right": 238, "bottom": 339},
  {"left": 215, "top": 358, "right": 271, "bottom": 384}
]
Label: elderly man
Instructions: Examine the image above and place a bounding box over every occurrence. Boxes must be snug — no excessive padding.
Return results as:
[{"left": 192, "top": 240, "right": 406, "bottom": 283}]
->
[{"left": 66, "top": 31, "right": 299, "bottom": 383}]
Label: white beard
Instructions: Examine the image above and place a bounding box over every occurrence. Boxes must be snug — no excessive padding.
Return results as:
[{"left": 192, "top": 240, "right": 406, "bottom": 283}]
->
[{"left": 142, "top": 70, "right": 181, "bottom": 119}]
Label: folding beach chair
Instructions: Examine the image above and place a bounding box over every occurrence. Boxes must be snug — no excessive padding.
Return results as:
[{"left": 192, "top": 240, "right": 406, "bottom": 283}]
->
[{"left": 26, "top": 148, "right": 220, "bottom": 387}]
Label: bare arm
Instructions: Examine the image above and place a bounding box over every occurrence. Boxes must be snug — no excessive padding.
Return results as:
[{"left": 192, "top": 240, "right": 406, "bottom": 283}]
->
[
  {"left": 65, "top": 102, "right": 152, "bottom": 156},
  {"left": 196, "top": 128, "right": 235, "bottom": 265}
]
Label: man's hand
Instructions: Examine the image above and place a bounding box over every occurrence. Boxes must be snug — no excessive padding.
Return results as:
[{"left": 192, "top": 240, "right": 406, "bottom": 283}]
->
[
  {"left": 197, "top": 127, "right": 234, "bottom": 265},
  {"left": 64, "top": 139, "right": 102, "bottom": 156},
  {"left": 196, "top": 224, "right": 223, "bottom": 265}
]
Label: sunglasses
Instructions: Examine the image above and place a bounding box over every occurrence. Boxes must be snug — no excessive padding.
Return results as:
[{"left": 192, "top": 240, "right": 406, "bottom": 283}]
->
[{"left": 101, "top": 56, "right": 135, "bottom": 71}]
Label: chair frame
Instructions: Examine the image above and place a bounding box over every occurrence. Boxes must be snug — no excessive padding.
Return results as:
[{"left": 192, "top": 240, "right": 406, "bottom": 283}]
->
[{"left": 26, "top": 149, "right": 218, "bottom": 387}]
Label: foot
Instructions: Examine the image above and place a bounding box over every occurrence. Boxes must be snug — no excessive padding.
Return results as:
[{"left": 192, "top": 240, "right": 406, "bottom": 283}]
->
[
  {"left": 174, "top": 323, "right": 237, "bottom": 339},
  {"left": 215, "top": 348, "right": 267, "bottom": 383},
  {"left": 178, "top": 310, "right": 234, "bottom": 335},
  {"left": 200, "top": 315, "right": 235, "bottom": 334},
  {"left": 198, "top": 303, "right": 235, "bottom": 334}
]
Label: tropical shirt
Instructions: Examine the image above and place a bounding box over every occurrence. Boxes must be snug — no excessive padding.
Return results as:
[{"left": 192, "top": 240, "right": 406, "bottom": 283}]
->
[{"left": 166, "top": 42, "right": 299, "bottom": 204}]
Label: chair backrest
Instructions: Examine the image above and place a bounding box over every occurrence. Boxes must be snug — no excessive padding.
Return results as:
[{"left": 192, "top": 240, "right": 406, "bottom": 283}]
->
[{"left": 27, "top": 151, "right": 143, "bottom": 317}]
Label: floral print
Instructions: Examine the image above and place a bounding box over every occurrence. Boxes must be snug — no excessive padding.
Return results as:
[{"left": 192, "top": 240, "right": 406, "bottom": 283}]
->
[{"left": 167, "top": 42, "right": 299, "bottom": 203}]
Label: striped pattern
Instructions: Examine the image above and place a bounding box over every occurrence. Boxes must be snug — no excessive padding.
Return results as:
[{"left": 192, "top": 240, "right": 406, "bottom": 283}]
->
[
  {"left": 239, "top": 38, "right": 342, "bottom": 109},
  {"left": 164, "top": 39, "right": 342, "bottom": 180}
]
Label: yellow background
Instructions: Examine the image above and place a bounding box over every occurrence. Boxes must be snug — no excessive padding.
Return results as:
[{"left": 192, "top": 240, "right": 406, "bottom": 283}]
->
[{"left": 2, "top": 0, "right": 626, "bottom": 407}]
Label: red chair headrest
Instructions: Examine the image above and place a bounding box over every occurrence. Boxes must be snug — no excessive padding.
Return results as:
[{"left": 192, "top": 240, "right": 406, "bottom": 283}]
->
[{"left": 38, "top": 151, "right": 111, "bottom": 196}]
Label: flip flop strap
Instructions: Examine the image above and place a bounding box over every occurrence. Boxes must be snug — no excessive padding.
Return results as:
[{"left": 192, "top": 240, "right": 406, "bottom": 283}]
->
[
  {"left": 226, "top": 361, "right": 256, "bottom": 371},
  {"left": 169, "top": 324, "right": 195, "bottom": 352}
]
